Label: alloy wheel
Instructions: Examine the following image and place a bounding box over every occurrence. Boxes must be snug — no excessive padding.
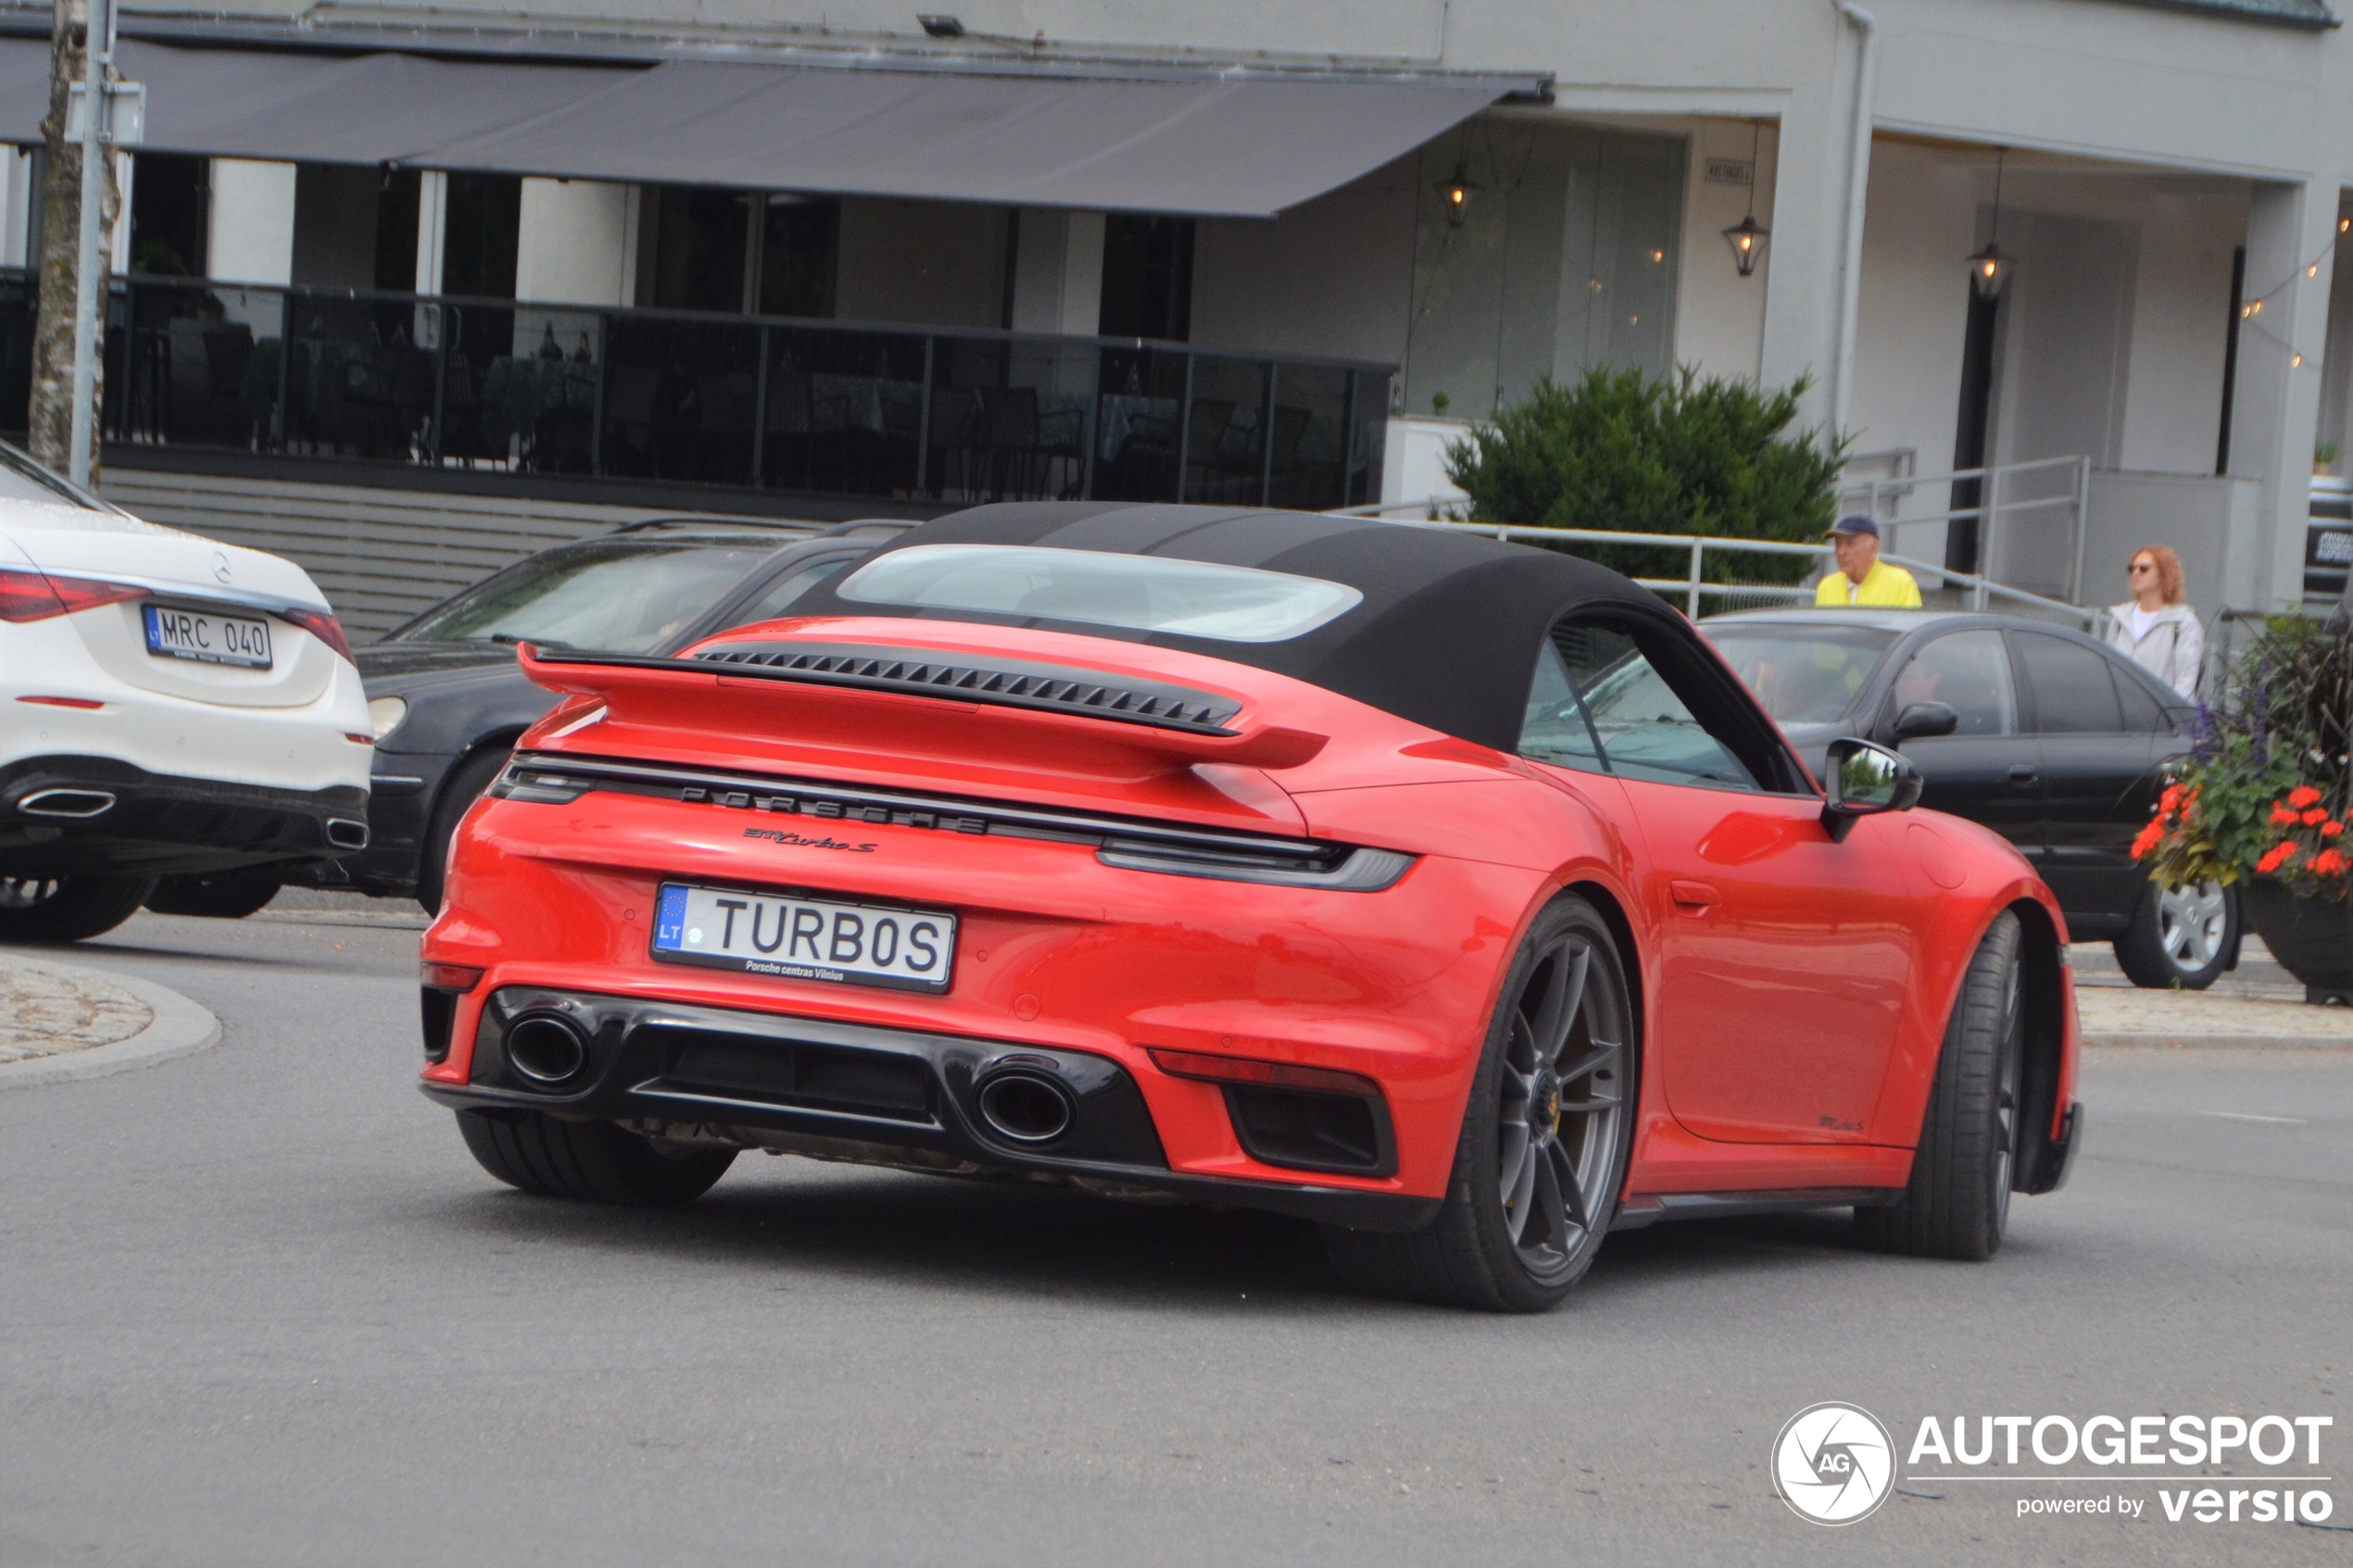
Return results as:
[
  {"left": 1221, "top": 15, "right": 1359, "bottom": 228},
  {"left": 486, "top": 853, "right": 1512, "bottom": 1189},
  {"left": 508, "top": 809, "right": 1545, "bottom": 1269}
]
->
[
  {"left": 1494, "top": 934, "right": 1627, "bottom": 1274},
  {"left": 2158, "top": 881, "right": 2229, "bottom": 974},
  {"left": 0, "top": 877, "right": 63, "bottom": 911}
]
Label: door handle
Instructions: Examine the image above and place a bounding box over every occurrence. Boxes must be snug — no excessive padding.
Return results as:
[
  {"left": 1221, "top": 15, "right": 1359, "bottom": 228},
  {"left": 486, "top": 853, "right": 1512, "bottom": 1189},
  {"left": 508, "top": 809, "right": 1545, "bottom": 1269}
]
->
[
  {"left": 2008, "top": 765, "right": 2040, "bottom": 784},
  {"left": 1669, "top": 879, "right": 1721, "bottom": 909}
]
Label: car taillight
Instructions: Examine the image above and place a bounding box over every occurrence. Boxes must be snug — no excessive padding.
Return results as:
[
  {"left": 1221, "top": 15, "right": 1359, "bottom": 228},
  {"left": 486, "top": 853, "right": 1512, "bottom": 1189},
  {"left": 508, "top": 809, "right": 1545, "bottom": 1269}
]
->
[
  {"left": 1147, "top": 1047, "right": 1382, "bottom": 1098},
  {"left": 422, "top": 962, "right": 485, "bottom": 992},
  {"left": 0, "top": 567, "right": 145, "bottom": 622},
  {"left": 283, "top": 605, "right": 355, "bottom": 663}
]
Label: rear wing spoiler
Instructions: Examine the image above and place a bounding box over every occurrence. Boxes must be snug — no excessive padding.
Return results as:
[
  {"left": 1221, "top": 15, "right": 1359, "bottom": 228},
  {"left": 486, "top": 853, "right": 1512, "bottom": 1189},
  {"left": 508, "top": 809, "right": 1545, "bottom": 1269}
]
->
[{"left": 517, "top": 641, "right": 1330, "bottom": 771}]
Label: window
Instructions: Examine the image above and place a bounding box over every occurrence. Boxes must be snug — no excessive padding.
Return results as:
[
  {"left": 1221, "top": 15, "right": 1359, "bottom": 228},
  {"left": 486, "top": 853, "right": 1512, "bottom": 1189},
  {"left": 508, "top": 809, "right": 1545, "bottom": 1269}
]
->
[
  {"left": 1099, "top": 215, "right": 1194, "bottom": 342},
  {"left": 835, "top": 545, "right": 1361, "bottom": 642},
  {"left": 128, "top": 152, "right": 207, "bottom": 277},
  {"left": 1704, "top": 623, "right": 1898, "bottom": 725},
  {"left": 1887, "top": 630, "right": 2017, "bottom": 737},
  {"left": 390, "top": 540, "right": 776, "bottom": 654},
  {"left": 721, "top": 558, "right": 851, "bottom": 630},
  {"left": 758, "top": 195, "right": 839, "bottom": 319},
  {"left": 2112, "top": 663, "right": 2170, "bottom": 734},
  {"left": 1520, "top": 623, "right": 1759, "bottom": 792},
  {"left": 647, "top": 186, "right": 750, "bottom": 313},
  {"left": 442, "top": 172, "right": 521, "bottom": 300},
  {"left": 2017, "top": 632, "right": 2123, "bottom": 734}
]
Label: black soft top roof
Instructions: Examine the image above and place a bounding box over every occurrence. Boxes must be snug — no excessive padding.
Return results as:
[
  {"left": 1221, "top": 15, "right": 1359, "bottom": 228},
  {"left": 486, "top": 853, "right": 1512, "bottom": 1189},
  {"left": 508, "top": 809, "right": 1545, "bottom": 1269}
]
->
[{"left": 784, "top": 501, "right": 1663, "bottom": 751}]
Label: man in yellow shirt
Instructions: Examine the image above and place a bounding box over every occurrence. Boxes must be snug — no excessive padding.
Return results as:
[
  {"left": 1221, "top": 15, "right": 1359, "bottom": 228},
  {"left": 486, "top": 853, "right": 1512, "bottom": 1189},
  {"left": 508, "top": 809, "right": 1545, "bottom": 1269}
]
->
[{"left": 1813, "top": 514, "right": 1922, "bottom": 607}]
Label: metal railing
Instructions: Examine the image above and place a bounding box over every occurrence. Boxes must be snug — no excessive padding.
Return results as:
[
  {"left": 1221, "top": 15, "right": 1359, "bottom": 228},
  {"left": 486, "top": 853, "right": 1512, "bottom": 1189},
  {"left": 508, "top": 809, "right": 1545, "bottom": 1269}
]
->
[
  {"left": 1328, "top": 506, "right": 2099, "bottom": 627},
  {"left": 1843, "top": 452, "right": 2094, "bottom": 605},
  {"left": 0, "top": 269, "right": 1393, "bottom": 512}
]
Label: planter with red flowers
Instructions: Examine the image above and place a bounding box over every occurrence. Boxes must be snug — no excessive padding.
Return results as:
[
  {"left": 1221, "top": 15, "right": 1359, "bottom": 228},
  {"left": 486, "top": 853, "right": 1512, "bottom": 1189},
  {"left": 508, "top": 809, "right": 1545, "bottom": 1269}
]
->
[{"left": 2133, "top": 616, "right": 2353, "bottom": 1002}]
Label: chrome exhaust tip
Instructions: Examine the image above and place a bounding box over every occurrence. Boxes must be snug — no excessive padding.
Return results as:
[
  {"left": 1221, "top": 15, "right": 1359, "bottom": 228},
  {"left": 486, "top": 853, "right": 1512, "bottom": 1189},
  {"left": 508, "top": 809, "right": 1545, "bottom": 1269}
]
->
[
  {"left": 504, "top": 1013, "right": 590, "bottom": 1087},
  {"left": 17, "top": 788, "right": 116, "bottom": 819},
  {"left": 975, "top": 1069, "right": 1076, "bottom": 1146},
  {"left": 324, "top": 817, "right": 370, "bottom": 850}
]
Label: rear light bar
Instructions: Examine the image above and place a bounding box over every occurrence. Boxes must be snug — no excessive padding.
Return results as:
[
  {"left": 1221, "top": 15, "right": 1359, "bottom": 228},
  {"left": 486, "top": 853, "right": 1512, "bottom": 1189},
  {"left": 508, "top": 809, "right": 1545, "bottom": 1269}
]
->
[
  {"left": 283, "top": 605, "right": 355, "bottom": 664},
  {"left": 0, "top": 567, "right": 146, "bottom": 622},
  {"left": 1148, "top": 1047, "right": 1382, "bottom": 1099}
]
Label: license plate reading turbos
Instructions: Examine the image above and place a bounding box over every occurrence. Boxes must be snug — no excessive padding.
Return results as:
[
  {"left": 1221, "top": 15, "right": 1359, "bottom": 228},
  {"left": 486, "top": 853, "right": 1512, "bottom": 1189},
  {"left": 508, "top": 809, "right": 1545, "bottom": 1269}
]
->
[{"left": 650, "top": 883, "right": 956, "bottom": 993}]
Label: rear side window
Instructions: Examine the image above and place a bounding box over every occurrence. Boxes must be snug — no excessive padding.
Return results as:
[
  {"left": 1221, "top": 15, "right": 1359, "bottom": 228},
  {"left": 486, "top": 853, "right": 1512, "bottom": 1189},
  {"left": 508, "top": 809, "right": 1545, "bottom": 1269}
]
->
[
  {"left": 2111, "top": 663, "right": 2170, "bottom": 734},
  {"left": 1522, "top": 624, "right": 1760, "bottom": 792},
  {"left": 2017, "top": 632, "right": 2123, "bottom": 734},
  {"left": 1888, "top": 629, "right": 2017, "bottom": 737},
  {"left": 721, "top": 558, "right": 850, "bottom": 631}
]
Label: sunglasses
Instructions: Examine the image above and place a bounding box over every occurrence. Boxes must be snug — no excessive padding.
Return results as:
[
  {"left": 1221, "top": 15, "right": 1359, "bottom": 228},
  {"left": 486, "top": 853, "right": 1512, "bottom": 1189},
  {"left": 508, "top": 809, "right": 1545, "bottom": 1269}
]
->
[{"left": 2130, "top": 562, "right": 2157, "bottom": 573}]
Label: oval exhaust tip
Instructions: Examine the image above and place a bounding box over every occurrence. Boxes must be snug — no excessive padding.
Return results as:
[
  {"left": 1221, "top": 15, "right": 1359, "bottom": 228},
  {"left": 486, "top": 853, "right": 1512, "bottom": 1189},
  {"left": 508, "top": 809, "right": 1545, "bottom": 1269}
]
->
[
  {"left": 975, "top": 1070, "right": 1076, "bottom": 1146},
  {"left": 325, "top": 818, "right": 370, "bottom": 850},
  {"left": 17, "top": 788, "right": 116, "bottom": 819},
  {"left": 504, "top": 1014, "right": 589, "bottom": 1087}
]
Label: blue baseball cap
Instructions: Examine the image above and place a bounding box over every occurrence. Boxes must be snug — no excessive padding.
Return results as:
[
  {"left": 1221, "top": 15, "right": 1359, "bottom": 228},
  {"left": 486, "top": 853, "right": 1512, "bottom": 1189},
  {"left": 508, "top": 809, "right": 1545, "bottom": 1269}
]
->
[{"left": 1827, "top": 514, "right": 1880, "bottom": 540}]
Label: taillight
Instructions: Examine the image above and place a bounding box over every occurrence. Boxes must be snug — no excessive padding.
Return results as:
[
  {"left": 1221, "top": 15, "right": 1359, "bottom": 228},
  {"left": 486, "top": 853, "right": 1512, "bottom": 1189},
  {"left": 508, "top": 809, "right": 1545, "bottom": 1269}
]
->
[
  {"left": 422, "top": 962, "right": 485, "bottom": 992},
  {"left": 1147, "top": 1047, "right": 1382, "bottom": 1098},
  {"left": 0, "top": 567, "right": 145, "bottom": 622},
  {"left": 283, "top": 605, "right": 355, "bottom": 663}
]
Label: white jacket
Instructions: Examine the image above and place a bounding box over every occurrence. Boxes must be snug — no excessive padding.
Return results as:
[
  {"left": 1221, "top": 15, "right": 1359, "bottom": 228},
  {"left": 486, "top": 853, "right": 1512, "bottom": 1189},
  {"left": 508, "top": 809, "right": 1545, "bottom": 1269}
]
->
[{"left": 2105, "top": 602, "right": 2204, "bottom": 699}]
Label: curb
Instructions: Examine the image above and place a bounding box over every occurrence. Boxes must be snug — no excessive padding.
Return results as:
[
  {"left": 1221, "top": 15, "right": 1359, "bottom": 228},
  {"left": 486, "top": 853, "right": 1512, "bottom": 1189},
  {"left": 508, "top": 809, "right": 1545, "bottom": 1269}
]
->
[
  {"left": 0, "top": 954, "right": 222, "bottom": 1091},
  {"left": 2083, "top": 1033, "right": 2353, "bottom": 1051}
]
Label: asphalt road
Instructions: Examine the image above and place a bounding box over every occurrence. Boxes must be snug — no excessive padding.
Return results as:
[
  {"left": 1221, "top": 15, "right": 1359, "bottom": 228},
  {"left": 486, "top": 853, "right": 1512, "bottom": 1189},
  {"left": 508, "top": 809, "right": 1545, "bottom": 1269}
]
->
[{"left": 3, "top": 910, "right": 2347, "bottom": 1568}]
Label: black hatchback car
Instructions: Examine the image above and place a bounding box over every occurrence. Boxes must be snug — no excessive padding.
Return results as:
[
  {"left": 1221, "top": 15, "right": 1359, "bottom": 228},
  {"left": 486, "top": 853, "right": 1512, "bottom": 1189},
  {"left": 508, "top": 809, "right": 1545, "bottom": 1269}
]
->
[
  {"left": 334, "top": 516, "right": 907, "bottom": 909},
  {"left": 1701, "top": 608, "right": 2231, "bottom": 988}
]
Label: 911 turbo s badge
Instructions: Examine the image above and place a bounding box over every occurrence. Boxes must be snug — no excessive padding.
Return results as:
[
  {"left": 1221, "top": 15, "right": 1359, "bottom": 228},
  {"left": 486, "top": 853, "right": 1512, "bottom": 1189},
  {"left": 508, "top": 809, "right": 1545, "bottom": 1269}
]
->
[{"left": 742, "top": 825, "right": 877, "bottom": 853}]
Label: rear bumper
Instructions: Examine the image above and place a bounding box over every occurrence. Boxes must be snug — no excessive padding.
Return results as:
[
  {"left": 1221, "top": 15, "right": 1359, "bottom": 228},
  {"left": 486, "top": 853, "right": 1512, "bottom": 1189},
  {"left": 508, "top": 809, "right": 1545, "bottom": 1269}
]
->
[
  {"left": 421, "top": 984, "right": 1441, "bottom": 1232},
  {"left": 0, "top": 755, "right": 370, "bottom": 878},
  {"left": 290, "top": 751, "right": 451, "bottom": 895}
]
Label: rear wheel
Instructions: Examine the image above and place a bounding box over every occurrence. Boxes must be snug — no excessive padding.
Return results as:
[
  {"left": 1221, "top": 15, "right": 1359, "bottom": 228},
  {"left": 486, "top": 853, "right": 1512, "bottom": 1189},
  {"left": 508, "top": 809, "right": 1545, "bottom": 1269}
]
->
[
  {"left": 2113, "top": 877, "right": 2234, "bottom": 990},
  {"left": 456, "top": 1110, "right": 736, "bottom": 1206},
  {"left": 1322, "top": 894, "right": 1635, "bottom": 1312},
  {"left": 0, "top": 874, "right": 157, "bottom": 942},
  {"left": 416, "top": 746, "right": 510, "bottom": 915},
  {"left": 145, "top": 868, "right": 282, "bottom": 920},
  {"left": 1856, "top": 910, "right": 2024, "bottom": 1261}
]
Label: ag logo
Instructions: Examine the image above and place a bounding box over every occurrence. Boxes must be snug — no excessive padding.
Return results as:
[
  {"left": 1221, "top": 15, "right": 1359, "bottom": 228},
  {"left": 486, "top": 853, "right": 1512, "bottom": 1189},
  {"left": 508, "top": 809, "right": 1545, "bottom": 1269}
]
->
[{"left": 1773, "top": 1401, "right": 1895, "bottom": 1525}]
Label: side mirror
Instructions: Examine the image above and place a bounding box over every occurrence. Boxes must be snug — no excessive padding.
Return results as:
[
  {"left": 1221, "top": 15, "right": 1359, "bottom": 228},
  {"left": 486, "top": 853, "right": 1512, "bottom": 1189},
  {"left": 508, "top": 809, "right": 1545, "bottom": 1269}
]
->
[
  {"left": 1891, "top": 700, "right": 1958, "bottom": 743},
  {"left": 1822, "top": 737, "right": 1925, "bottom": 842}
]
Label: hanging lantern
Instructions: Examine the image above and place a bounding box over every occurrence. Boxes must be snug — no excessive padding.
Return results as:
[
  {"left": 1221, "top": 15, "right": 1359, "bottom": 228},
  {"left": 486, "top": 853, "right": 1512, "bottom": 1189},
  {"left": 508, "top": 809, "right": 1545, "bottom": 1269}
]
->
[
  {"left": 1967, "top": 241, "right": 2014, "bottom": 301},
  {"left": 1723, "top": 214, "right": 1769, "bottom": 277},
  {"left": 1968, "top": 149, "right": 2014, "bottom": 301},
  {"left": 1436, "top": 161, "right": 1478, "bottom": 227}
]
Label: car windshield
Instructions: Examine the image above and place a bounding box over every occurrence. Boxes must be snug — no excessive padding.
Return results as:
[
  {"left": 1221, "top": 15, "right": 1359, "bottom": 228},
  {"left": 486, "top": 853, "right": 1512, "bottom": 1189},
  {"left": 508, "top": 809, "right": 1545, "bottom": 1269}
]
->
[
  {"left": 389, "top": 540, "right": 776, "bottom": 653},
  {"left": 0, "top": 441, "right": 101, "bottom": 509},
  {"left": 835, "top": 544, "right": 1363, "bottom": 643},
  {"left": 1702, "top": 623, "right": 1900, "bottom": 724}
]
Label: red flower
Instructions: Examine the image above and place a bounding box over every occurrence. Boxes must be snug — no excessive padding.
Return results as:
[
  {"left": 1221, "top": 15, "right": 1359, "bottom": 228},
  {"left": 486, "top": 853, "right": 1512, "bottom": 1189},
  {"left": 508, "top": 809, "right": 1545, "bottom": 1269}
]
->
[
  {"left": 2259, "top": 841, "right": 2301, "bottom": 874},
  {"left": 2289, "top": 784, "right": 2323, "bottom": 809},
  {"left": 2131, "top": 821, "right": 2164, "bottom": 859},
  {"left": 2159, "top": 784, "right": 2183, "bottom": 811},
  {"left": 2271, "top": 804, "right": 2303, "bottom": 827},
  {"left": 2312, "top": 848, "right": 2349, "bottom": 878},
  {"left": 2305, "top": 808, "right": 2332, "bottom": 826},
  {"left": 2325, "top": 821, "right": 2346, "bottom": 839}
]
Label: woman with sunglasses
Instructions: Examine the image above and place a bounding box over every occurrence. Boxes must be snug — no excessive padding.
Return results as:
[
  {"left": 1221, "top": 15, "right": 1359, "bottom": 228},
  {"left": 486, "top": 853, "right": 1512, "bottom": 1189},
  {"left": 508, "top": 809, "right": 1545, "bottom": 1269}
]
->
[{"left": 2104, "top": 545, "right": 2203, "bottom": 697}]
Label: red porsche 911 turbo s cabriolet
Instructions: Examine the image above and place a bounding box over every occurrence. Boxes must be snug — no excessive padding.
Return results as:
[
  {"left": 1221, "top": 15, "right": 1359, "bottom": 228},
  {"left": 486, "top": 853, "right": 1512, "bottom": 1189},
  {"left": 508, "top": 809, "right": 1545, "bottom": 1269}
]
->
[{"left": 418, "top": 502, "right": 2082, "bottom": 1312}]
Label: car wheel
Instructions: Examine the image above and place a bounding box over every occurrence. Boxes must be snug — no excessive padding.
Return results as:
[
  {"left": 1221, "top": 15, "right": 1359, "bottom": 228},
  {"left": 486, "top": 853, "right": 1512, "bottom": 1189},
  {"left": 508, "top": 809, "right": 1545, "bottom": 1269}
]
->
[
  {"left": 1322, "top": 893, "right": 1635, "bottom": 1312},
  {"left": 2112, "top": 877, "right": 2235, "bottom": 990},
  {"left": 145, "top": 868, "right": 283, "bottom": 920},
  {"left": 416, "top": 746, "right": 511, "bottom": 915},
  {"left": 0, "top": 875, "right": 157, "bottom": 942},
  {"left": 455, "top": 1110, "right": 736, "bottom": 1206},
  {"left": 1856, "top": 909, "right": 2024, "bottom": 1261}
]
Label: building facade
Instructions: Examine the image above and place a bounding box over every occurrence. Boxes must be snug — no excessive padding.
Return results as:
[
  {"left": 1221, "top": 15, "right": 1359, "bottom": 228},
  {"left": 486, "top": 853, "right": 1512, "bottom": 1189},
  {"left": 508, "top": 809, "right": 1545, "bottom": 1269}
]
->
[{"left": 1, "top": 0, "right": 2347, "bottom": 633}]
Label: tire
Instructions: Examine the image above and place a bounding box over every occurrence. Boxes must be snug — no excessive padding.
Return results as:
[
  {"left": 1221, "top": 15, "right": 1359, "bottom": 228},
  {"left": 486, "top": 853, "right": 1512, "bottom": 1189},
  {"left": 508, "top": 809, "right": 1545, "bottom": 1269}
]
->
[
  {"left": 1856, "top": 909, "right": 2025, "bottom": 1261},
  {"left": 1322, "top": 893, "right": 1636, "bottom": 1312},
  {"left": 456, "top": 1110, "right": 736, "bottom": 1206},
  {"left": 145, "top": 868, "right": 282, "bottom": 920},
  {"left": 416, "top": 746, "right": 511, "bottom": 915},
  {"left": 0, "top": 874, "right": 157, "bottom": 942},
  {"left": 2112, "top": 877, "right": 2235, "bottom": 991}
]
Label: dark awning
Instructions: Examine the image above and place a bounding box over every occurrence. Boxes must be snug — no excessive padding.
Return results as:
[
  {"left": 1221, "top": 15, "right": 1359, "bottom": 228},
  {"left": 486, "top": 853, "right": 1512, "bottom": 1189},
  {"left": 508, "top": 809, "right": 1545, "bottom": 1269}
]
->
[
  {"left": 0, "top": 34, "right": 1536, "bottom": 217},
  {"left": 407, "top": 59, "right": 1530, "bottom": 217}
]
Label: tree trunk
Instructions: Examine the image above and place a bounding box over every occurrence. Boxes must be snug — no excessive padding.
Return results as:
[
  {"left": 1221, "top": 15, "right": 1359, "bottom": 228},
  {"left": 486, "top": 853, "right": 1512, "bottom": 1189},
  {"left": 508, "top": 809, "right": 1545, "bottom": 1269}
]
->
[{"left": 29, "top": 0, "right": 120, "bottom": 481}]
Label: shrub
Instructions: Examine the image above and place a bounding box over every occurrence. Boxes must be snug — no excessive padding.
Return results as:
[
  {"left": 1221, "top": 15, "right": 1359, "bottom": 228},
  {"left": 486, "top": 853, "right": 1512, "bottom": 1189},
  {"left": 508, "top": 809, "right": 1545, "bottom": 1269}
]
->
[
  {"left": 1441, "top": 366, "right": 1846, "bottom": 585},
  {"left": 2137, "top": 615, "right": 2353, "bottom": 897}
]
